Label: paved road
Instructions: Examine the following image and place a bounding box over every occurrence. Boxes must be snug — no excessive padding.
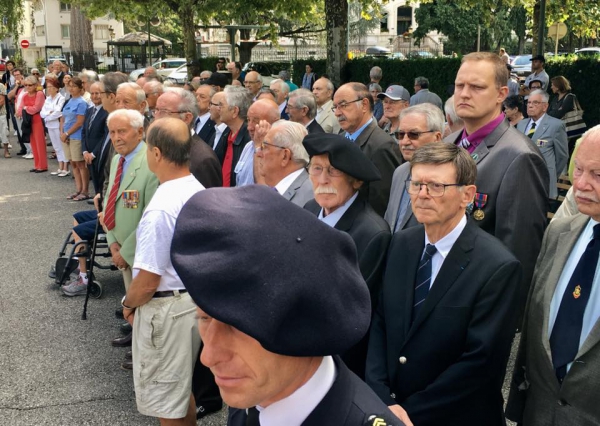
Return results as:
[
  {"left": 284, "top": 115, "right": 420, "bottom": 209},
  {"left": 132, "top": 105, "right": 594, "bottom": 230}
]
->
[
  {"left": 0, "top": 136, "right": 520, "bottom": 425},
  {"left": 0, "top": 137, "right": 227, "bottom": 425}
]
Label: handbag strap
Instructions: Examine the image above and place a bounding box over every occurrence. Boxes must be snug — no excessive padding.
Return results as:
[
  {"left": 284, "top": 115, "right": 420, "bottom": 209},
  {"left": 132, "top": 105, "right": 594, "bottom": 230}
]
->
[{"left": 567, "top": 93, "right": 582, "bottom": 113}]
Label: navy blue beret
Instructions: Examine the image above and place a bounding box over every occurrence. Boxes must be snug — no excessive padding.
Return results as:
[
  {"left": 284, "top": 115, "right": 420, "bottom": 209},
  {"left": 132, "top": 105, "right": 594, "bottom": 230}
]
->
[
  {"left": 303, "top": 133, "right": 381, "bottom": 182},
  {"left": 170, "top": 185, "right": 371, "bottom": 357}
]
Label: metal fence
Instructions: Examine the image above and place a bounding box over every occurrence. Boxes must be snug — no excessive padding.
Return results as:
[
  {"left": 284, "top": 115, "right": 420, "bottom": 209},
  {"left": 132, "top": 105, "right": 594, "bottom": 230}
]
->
[{"left": 250, "top": 46, "right": 327, "bottom": 62}]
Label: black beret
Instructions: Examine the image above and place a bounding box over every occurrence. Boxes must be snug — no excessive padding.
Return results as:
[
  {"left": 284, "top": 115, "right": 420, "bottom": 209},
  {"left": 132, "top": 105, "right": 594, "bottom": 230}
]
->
[
  {"left": 204, "top": 72, "right": 228, "bottom": 87},
  {"left": 171, "top": 185, "right": 371, "bottom": 357},
  {"left": 303, "top": 133, "right": 381, "bottom": 182}
]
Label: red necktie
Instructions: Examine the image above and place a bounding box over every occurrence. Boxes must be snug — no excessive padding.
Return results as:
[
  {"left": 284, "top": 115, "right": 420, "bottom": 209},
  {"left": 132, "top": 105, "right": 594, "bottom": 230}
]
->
[{"left": 104, "top": 156, "right": 125, "bottom": 231}]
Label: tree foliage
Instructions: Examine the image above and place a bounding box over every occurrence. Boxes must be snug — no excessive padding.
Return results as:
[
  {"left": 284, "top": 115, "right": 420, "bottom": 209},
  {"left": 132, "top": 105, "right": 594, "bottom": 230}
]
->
[{"left": 0, "top": 0, "right": 24, "bottom": 42}]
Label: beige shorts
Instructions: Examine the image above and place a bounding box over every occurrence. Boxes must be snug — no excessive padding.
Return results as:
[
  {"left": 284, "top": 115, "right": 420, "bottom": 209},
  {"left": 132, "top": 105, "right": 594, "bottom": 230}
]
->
[
  {"left": 132, "top": 291, "right": 200, "bottom": 419},
  {"left": 62, "top": 138, "right": 83, "bottom": 162}
]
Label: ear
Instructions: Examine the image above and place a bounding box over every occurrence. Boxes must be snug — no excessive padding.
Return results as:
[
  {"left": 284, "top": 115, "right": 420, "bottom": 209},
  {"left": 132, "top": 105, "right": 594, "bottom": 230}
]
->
[
  {"left": 352, "top": 179, "right": 364, "bottom": 190},
  {"left": 461, "top": 184, "right": 477, "bottom": 209},
  {"left": 498, "top": 86, "right": 509, "bottom": 104}
]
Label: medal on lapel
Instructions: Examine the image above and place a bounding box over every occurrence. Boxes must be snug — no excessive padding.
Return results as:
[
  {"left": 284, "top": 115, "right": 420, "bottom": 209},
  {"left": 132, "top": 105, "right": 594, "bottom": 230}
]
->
[
  {"left": 473, "top": 192, "right": 488, "bottom": 221},
  {"left": 573, "top": 285, "right": 581, "bottom": 299}
]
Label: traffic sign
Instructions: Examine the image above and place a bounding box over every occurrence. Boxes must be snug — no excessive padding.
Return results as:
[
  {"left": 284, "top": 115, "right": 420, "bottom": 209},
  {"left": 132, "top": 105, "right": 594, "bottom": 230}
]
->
[
  {"left": 20, "top": 40, "right": 30, "bottom": 49},
  {"left": 548, "top": 23, "right": 567, "bottom": 40}
]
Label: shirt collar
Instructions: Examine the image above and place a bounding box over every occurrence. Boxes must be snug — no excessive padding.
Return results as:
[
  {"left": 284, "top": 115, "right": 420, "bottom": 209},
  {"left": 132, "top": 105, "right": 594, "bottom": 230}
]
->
[
  {"left": 531, "top": 114, "right": 546, "bottom": 127},
  {"left": 121, "top": 141, "right": 143, "bottom": 164},
  {"left": 318, "top": 192, "right": 359, "bottom": 227},
  {"left": 275, "top": 168, "right": 304, "bottom": 195},
  {"left": 318, "top": 99, "right": 333, "bottom": 114},
  {"left": 345, "top": 117, "right": 373, "bottom": 141},
  {"left": 424, "top": 214, "right": 467, "bottom": 259},
  {"left": 459, "top": 113, "right": 505, "bottom": 148},
  {"left": 254, "top": 356, "right": 336, "bottom": 426},
  {"left": 278, "top": 101, "right": 287, "bottom": 115}
]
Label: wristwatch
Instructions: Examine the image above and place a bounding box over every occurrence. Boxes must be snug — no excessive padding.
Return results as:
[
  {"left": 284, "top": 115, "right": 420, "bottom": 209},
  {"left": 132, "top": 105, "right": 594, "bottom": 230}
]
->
[{"left": 121, "top": 295, "right": 135, "bottom": 310}]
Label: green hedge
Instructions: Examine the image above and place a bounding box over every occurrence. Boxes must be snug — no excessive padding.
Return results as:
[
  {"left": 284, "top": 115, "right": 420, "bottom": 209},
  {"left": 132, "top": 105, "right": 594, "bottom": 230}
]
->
[{"left": 292, "top": 56, "right": 599, "bottom": 128}]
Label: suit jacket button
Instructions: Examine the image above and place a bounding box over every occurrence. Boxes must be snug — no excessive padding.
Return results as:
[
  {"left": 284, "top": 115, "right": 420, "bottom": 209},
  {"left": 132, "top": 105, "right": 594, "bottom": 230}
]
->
[
  {"left": 390, "top": 393, "right": 396, "bottom": 399},
  {"left": 399, "top": 356, "right": 407, "bottom": 364},
  {"left": 558, "top": 399, "right": 568, "bottom": 406}
]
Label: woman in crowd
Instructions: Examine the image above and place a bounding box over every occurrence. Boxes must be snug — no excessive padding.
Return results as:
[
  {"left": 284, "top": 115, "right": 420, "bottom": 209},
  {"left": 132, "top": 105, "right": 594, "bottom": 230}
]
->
[
  {"left": 18, "top": 75, "right": 47, "bottom": 172},
  {"left": 60, "top": 74, "right": 72, "bottom": 100},
  {"left": 503, "top": 95, "right": 524, "bottom": 127},
  {"left": 40, "top": 77, "right": 68, "bottom": 176},
  {"left": 301, "top": 63, "right": 316, "bottom": 90},
  {"left": 60, "top": 77, "right": 88, "bottom": 200},
  {"left": 548, "top": 75, "right": 575, "bottom": 119}
]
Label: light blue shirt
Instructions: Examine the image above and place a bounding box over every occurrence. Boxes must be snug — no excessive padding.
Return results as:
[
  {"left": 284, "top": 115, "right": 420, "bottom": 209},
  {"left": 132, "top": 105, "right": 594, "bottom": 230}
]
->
[
  {"left": 549, "top": 218, "right": 600, "bottom": 372},
  {"left": 345, "top": 118, "right": 373, "bottom": 142},
  {"left": 318, "top": 192, "right": 358, "bottom": 228},
  {"left": 235, "top": 141, "right": 255, "bottom": 187},
  {"left": 119, "top": 141, "right": 144, "bottom": 181}
]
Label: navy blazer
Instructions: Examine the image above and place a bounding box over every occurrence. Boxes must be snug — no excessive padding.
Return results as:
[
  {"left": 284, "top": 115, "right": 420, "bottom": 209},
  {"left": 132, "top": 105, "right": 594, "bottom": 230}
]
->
[
  {"left": 214, "top": 122, "right": 252, "bottom": 187},
  {"left": 81, "top": 106, "right": 108, "bottom": 154},
  {"left": 198, "top": 117, "right": 216, "bottom": 144},
  {"left": 227, "top": 356, "right": 402, "bottom": 426},
  {"left": 306, "top": 119, "right": 325, "bottom": 134},
  {"left": 366, "top": 221, "right": 521, "bottom": 426}
]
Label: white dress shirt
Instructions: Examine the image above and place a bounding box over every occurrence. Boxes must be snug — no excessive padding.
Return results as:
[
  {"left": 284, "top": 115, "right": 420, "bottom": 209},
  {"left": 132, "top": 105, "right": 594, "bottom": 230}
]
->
[
  {"left": 549, "top": 218, "right": 600, "bottom": 372},
  {"left": 424, "top": 215, "right": 467, "bottom": 287},
  {"left": 318, "top": 192, "right": 358, "bottom": 228},
  {"left": 195, "top": 111, "right": 210, "bottom": 134},
  {"left": 212, "top": 123, "right": 228, "bottom": 150},
  {"left": 275, "top": 168, "right": 303, "bottom": 196},
  {"left": 254, "top": 356, "right": 336, "bottom": 426},
  {"left": 525, "top": 114, "right": 545, "bottom": 135}
]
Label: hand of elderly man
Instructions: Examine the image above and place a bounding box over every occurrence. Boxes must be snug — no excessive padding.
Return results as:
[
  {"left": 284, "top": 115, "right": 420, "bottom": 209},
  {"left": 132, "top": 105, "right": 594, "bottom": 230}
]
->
[
  {"left": 388, "top": 404, "right": 414, "bottom": 426},
  {"left": 83, "top": 152, "right": 94, "bottom": 165},
  {"left": 110, "top": 243, "right": 128, "bottom": 270},
  {"left": 254, "top": 120, "right": 271, "bottom": 145}
]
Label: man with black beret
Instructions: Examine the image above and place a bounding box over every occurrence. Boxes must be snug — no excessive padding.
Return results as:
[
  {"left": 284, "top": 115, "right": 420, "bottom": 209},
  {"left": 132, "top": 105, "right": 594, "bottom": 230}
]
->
[
  {"left": 204, "top": 72, "right": 228, "bottom": 92},
  {"left": 303, "top": 133, "right": 392, "bottom": 379},
  {"left": 171, "top": 185, "right": 402, "bottom": 426}
]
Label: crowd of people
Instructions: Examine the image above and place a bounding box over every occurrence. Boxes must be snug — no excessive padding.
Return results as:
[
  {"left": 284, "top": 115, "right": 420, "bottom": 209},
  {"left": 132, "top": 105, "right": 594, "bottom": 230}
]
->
[{"left": 1, "top": 50, "right": 599, "bottom": 426}]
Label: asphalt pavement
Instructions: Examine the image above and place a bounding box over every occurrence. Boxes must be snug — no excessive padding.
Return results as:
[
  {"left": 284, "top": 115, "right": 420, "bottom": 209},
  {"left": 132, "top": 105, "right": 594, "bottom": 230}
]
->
[{"left": 0, "top": 136, "right": 227, "bottom": 425}]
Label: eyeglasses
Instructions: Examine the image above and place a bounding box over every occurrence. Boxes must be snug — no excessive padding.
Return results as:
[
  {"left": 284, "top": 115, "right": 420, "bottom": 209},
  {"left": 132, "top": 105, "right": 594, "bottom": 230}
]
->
[
  {"left": 307, "top": 164, "right": 344, "bottom": 177},
  {"left": 331, "top": 98, "right": 363, "bottom": 112},
  {"left": 244, "top": 80, "right": 261, "bottom": 84},
  {"left": 32, "top": 73, "right": 40, "bottom": 76},
  {"left": 209, "top": 102, "right": 221, "bottom": 108},
  {"left": 528, "top": 100, "right": 546, "bottom": 106},
  {"left": 24, "top": 84, "right": 35, "bottom": 87},
  {"left": 258, "top": 141, "right": 286, "bottom": 151},
  {"left": 154, "top": 108, "right": 186, "bottom": 115},
  {"left": 394, "top": 130, "right": 435, "bottom": 140},
  {"left": 405, "top": 180, "right": 463, "bottom": 197}
]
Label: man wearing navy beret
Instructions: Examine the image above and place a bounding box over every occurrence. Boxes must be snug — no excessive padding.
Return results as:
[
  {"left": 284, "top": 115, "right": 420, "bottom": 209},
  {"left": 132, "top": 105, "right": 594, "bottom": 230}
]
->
[{"left": 171, "top": 185, "right": 402, "bottom": 426}]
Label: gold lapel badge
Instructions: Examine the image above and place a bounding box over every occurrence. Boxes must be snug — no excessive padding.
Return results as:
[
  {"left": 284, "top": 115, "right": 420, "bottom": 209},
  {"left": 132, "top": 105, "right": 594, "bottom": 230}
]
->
[{"left": 573, "top": 285, "right": 581, "bottom": 299}]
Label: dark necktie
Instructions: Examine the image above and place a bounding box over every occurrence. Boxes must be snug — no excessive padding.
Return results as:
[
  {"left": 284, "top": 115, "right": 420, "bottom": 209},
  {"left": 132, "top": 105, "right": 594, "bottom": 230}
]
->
[
  {"left": 246, "top": 407, "right": 260, "bottom": 426},
  {"left": 412, "top": 244, "right": 437, "bottom": 322},
  {"left": 194, "top": 117, "right": 202, "bottom": 135},
  {"left": 550, "top": 224, "right": 600, "bottom": 383},
  {"left": 88, "top": 107, "right": 98, "bottom": 130},
  {"left": 104, "top": 156, "right": 125, "bottom": 231},
  {"left": 527, "top": 121, "right": 536, "bottom": 138}
]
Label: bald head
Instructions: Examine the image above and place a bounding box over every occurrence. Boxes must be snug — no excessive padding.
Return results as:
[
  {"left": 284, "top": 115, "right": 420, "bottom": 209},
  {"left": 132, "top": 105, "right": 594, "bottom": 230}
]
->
[
  {"left": 147, "top": 117, "right": 192, "bottom": 172},
  {"left": 247, "top": 99, "right": 280, "bottom": 140}
]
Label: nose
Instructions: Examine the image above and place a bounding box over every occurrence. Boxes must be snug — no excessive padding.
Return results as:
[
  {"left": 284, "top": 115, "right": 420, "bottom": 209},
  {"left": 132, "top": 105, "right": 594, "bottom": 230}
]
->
[{"left": 199, "top": 319, "right": 230, "bottom": 369}]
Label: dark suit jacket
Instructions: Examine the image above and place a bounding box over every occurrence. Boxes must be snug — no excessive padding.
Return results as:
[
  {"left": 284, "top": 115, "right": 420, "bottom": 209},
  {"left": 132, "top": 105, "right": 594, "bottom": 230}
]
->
[
  {"left": 197, "top": 117, "right": 216, "bottom": 144},
  {"left": 366, "top": 221, "right": 522, "bottom": 426},
  {"left": 280, "top": 101, "right": 289, "bottom": 120},
  {"left": 214, "top": 122, "right": 252, "bottom": 187},
  {"left": 190, "top": 134, "right": 222, "bottom": 188},
  {"left": 506, "top": 214, "right": 600, "bottom": 426},
  {"left": 227, "top": 356, "right": 402, "bottom": 426},
  {"left": 352, "top": 119, "right": 402, "bottom": 217},
  {"left": 444, "top": 119, "right": 549, "bottom": 322},
  {"left": 306, "top": 119, "right": 325, "bottom": 134},
  {"left": 384, "top": 162, "right": 419, "bottom": 232},
  {"left": 82, "top": 106, "right": 108, "bottom": 154},
  {"left": 306, "top": 196, "right": 391, "bottom": 378}
]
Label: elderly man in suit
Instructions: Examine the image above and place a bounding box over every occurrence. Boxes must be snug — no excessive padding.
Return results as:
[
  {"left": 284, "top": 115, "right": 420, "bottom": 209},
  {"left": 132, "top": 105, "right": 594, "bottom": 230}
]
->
[
  {"left": 255, "top": 120, "right": 313, "bottom": 207},
  {"left": 154, "top": 88, "right": 222, "bottom": 188},
  {"left": 82, "top": 82, "right": 109, "bottom": 195},
  {"left": 286, "top": 88, "right": 325, "bottom": 134},
  {"left": 171, "top": 185, "right": 401, "bottom": 426},
  {"left": 313, "top": 77, "right": 340, "bottom": 134},
  {"left": 410, "top": 77, "right": 443, "bottom": 110},
  {"left": 304, "top": 133, "right": 391, "bottom": 379},
  {"left": 384, "top": 104, "right": 445, "bottom": 232},
  {"left": 516, "top": 89, "right": 568, "bottom": 199},
  {"left": 506, "top": 126, "right": 600, "bottom": 426},
  {"left": 334, "top": 82, "right": 402, "bottom": 217},
  {"left": 193, "top": 84, "right": 216, "bottom": 143},
  {"left": 445, "top": 51, "right": 549, "bottom": 323},
  {"left": 367, "top": 143, "right": 522, "bottom": 426},
  {"left": 269, "top": 79, "right": 290, "bottom": 120}
]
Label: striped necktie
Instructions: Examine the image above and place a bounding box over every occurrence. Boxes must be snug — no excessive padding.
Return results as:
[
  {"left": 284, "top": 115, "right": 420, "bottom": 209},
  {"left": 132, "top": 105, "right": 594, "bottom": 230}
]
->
[
  {"left": 412, "top": 244, "right": 437, "bottom": 322},
  {"left": 88, "top": 107, "right": 99, "bottom": 130},
  {"left": 104, "top": 156, "right": 125, "bottom": 231},
  {"left": 527, "top": 121, "right": 536, "bottom": 138}
]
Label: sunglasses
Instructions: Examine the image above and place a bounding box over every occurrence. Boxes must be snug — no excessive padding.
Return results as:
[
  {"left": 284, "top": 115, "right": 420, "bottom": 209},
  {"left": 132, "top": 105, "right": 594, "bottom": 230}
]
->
[{"left": 394, "top": 130, "right": 435, "bottom": 140}]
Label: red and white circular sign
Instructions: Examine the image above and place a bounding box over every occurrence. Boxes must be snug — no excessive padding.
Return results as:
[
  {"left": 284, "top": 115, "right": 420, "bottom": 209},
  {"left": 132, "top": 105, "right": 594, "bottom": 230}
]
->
[{"left": 20, "top": 40, "right": 30, "bottom": 49}]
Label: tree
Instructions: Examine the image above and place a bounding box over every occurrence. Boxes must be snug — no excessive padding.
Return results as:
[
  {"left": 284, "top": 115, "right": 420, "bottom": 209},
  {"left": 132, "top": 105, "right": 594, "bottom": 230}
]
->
[
  {"left": 0, "top": 0, "right": 24, "bottom": 45},
  {"left": 325, "top": 0, "right": 348, "bottom": 87},
  {"left": 70, "top": 4, "right": 94, "bottom": 70},
  {"left": 349, "top": 1, "right": 381, "bottom": 47}
]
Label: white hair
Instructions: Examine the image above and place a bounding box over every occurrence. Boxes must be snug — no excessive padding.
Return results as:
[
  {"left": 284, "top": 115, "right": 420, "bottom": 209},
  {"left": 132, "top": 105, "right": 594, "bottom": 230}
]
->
[
  {"left": 270, "top": 120, "right": 309, "bottom": 165},
  {"left": 529, "top": 89, "right": 549, "bottom": 103},
  {"left": 106, "top": 109, "right": 145, "bottom": 130}
]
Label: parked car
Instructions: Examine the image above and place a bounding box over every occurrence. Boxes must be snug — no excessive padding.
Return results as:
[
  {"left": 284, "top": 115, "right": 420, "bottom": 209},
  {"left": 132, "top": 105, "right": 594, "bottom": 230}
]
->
[
  {"left": 389, "top": 52, "right": 407, "bottom": 60},
  {"left": 407, "top": 51, "right": 435, "bottom": 59},
  {"left": 365, "top": 46, "right": 392, "bottom": 58},
  {"left": 166, "top": 63, "right": 190, "bottom": 85},
  {"left": 242, "top": 62, "right": 277, "bottom": 85},
  {"left": 575, "top": 47, "right": 600, "bottom": 57},
  {"left": 511, "top": 54, "right": 532, "bottom": 77},
  {"left": 130, "top": 58, "right": 187, "bottom": 81}
]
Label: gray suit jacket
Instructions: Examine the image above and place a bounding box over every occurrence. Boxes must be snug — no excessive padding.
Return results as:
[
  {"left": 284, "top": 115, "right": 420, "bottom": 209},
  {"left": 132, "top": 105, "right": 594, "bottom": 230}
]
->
[
  {"left": 353, "top": 119, "right": 403, "bottom": 217},
  {"left": 506, "top": 214, "right": 600, "bottom": 426},
  {"left": 409, "top": 89, "right": 443, "bottom": 110},
  {"left": 316, "top": 100, "right": 341, "bottom": 134},
  {"left": 282, "top": 169, "right": 314, "bottom": 207},
  {"left": 516, "top": 114, "right": 568, "bottom": 199},
  {"left": 384, "top": 162, "right": 419, "bottom": 232},
  {"left": 444, "top": 119, "right": 549, "bottom": 321}
]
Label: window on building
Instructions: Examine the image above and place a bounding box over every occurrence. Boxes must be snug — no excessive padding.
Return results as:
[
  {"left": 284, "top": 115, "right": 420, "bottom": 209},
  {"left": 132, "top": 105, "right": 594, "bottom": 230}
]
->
[
  {"left": 396, "top": 6, "right": 412, "bottom": 36},
  {"left": 61, "top": 24, "right": 70, "bottom": 39},
  {"left": 95, "top": 25, "right": 110, "bottom": 40},
  {"left": 36, "top": 25, "right": 45, "bottom": 37},
  {"left": 60, "top": 2, "right": 71, "bottom": 12}
]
